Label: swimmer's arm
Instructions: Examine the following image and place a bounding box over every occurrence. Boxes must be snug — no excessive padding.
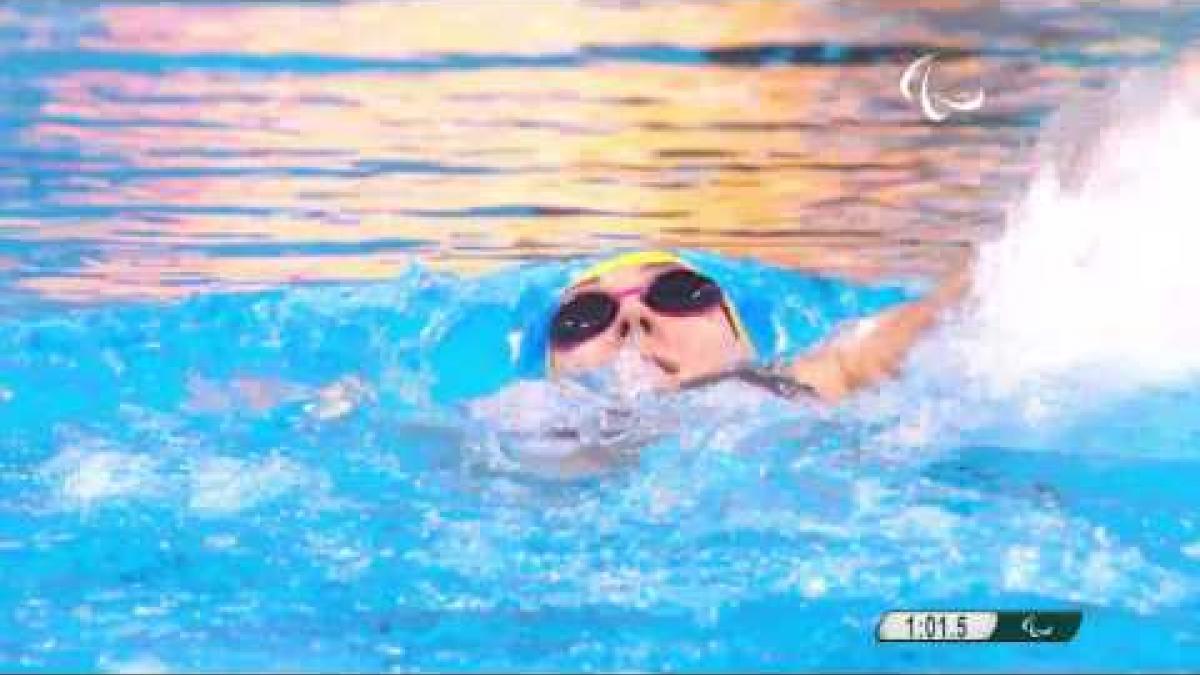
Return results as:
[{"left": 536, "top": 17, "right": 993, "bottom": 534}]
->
[{"left": 786, "top": 259, "right": 972, "bottom": 403}]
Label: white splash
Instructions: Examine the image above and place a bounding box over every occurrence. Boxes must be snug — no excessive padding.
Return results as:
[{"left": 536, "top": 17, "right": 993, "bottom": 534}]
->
[
  {"left": 188, "top": 453, "right": 322, "bottom": 515},
  {"left": 608, "top": 342, "right": 673, "bottom": 400},
  {"left": 957, "top": 66, "right": 1200, "bottom": 398},
  {"left": 42, "top": 447, "right": 162, "bottom": 509}
]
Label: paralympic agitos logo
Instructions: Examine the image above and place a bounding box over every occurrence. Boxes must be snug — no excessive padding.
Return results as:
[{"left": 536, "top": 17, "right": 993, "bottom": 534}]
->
[{"left": 900, "top": 53, "right": 986, "bottom": 122}]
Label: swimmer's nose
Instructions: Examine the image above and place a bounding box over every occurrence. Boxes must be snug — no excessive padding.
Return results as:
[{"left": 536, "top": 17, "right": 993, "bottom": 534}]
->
[
  {"left": 616, "top": 302, "right": 659, "bottom": 341},
  {"left": 614, "top": 307, "right": 679, "bottom": 376},
  {"left": 616, "top": 316, "right": 654, "bottom": 340}
]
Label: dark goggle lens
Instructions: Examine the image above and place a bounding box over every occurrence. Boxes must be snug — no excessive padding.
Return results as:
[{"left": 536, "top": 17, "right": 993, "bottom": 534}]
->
[
  {"left": 549, "top": 292, "right": 618, "bottom": 347},
  {"left": 643, "top": 268, "right": 723, "bottom": 314}
]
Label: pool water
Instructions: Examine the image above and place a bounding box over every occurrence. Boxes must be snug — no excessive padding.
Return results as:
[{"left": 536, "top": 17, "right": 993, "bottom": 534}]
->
[{"left": 1, "top": 1, "right": 1199, "bottom": 672}]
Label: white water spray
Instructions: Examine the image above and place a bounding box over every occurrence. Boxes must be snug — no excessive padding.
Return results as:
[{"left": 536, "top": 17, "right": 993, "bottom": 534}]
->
[{"left": 958, "top": 64, "right": 1200, "bottom": 398}]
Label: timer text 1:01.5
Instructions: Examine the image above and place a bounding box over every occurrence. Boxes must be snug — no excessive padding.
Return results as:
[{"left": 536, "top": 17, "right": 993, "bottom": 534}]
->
[{"left": 877, "top": 612, "right": 998, "bottom": 642}]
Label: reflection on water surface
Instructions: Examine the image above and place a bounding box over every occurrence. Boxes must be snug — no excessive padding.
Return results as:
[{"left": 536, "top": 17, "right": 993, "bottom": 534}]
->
[{"left": 0, "top": 1, "right": 1194, "bottom": 301}]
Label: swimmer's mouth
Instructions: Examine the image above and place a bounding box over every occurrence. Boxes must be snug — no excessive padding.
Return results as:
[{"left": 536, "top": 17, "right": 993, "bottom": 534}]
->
[{"left": 649, "top": 355, "right": 680, "bottom": 376}]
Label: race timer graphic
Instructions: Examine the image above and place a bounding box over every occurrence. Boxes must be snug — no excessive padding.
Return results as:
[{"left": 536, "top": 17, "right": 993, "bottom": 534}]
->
[{"left": 877, "top": 611, "right": 1083, "bottom": 643}]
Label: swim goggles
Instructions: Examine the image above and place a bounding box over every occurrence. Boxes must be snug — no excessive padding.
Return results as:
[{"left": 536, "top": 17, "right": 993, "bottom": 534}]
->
[{"left": 548, "top": 266, "right": 732, "bottom": 350}]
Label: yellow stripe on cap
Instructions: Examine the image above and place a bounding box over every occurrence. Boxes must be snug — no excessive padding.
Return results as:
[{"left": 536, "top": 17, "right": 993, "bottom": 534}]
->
[{"left": 569, "top": 250, "right": 687, "bottom": 286}]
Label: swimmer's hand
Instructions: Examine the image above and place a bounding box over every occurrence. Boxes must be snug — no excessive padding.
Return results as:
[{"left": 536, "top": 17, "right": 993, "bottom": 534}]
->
[{"left": 786, "top": 254, "right": 973, "bottom": 403}]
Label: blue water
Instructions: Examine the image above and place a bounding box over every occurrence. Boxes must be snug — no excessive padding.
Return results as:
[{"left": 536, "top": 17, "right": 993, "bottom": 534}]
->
[
  {"left": 2, "top": 1, "right": 1200, "bottom": 672},
  {"left": 1, "top": 256, "right": 1197, "bottom": 672}
]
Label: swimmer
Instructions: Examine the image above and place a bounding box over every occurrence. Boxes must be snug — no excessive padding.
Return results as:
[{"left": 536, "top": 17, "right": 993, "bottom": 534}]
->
[
  {"left": 189, "top": 248, "right": 968, "bottom": 445},
  {"left": 543, "top": 250, "right": 972, "bottom": 403}
]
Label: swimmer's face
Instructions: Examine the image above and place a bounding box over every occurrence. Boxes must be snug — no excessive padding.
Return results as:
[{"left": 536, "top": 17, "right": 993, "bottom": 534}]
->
[{"left": 547, "top": 263, "right": 753, "bottom": 390}]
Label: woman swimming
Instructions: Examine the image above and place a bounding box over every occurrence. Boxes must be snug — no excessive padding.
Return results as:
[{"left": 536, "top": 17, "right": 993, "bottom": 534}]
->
[
  {"left": 189, "top": 249, "right": 970, "bottom": 432},
  {"left": 543, "top": 250, "right": 971, "bottom": 403},
  {"left": 463, "top": 249, "right": 973, "bottom": 478}
]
